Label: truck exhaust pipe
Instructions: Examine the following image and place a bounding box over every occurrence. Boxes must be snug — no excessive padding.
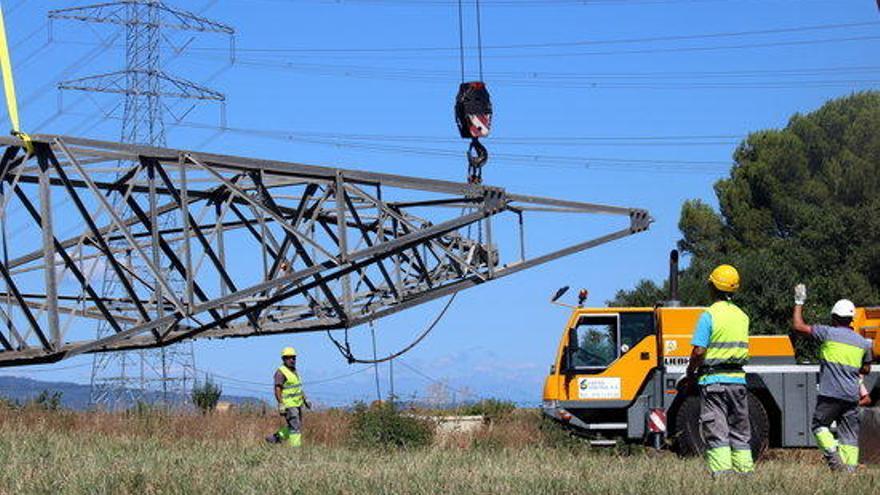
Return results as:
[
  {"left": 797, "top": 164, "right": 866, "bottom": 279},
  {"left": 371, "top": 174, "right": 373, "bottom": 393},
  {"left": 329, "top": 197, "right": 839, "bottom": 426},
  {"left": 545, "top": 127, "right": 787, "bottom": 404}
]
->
[{"left": 668, "top": 249, "right": 681, "bottom": 307}]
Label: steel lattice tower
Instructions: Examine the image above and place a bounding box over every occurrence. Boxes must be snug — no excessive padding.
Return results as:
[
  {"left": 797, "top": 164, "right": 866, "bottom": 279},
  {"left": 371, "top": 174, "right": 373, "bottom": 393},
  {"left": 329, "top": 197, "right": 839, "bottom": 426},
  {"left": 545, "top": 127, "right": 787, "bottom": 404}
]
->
[{"left": 47, "top": 1, "right": 234, "bottom": 409}]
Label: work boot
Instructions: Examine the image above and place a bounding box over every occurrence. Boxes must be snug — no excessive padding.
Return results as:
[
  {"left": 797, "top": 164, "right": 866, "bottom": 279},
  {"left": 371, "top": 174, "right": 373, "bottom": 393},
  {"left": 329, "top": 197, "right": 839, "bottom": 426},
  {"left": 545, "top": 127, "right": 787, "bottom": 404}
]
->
[
  {"left": 822, "top": 449, "right": 844, "bottom": 471},
  {"left": 264, "top": 433, "right": 281, "bottom": 444}
]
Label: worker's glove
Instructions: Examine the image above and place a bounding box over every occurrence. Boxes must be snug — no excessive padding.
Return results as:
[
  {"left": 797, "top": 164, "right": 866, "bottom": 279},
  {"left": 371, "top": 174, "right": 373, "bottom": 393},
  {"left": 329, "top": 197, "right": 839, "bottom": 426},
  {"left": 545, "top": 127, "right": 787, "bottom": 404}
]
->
[
  {"left": 304, "top": 399, "right": 312, "bottom": 410},
  {"left": 277, "top": 403, "right": 287, "bottom": 415},
  {"left": 794, "top": 284, "right": 807, "bottom": 305}
]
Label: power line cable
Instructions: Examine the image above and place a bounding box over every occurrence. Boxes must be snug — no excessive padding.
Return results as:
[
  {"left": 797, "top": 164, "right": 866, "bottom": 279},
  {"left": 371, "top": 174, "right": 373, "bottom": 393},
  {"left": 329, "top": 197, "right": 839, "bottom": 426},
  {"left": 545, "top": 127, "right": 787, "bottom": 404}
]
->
[
  {"left": 58, "top": 109, "right": 733, "bottom": 174},
  {"left": 56, "top": 20, "right": 880, "bottom": 55},
  {"left": 396, "top": 358, "right": 478, "bottom": 399},
  {"left": 327, "top": 293, "right": 457, "bottom": 364},
  {"left": 176, "top": 51, "right": 880, "bottom": 88},
  {"left": 243, "top": 0, "right": 837, "bottom": 7}
]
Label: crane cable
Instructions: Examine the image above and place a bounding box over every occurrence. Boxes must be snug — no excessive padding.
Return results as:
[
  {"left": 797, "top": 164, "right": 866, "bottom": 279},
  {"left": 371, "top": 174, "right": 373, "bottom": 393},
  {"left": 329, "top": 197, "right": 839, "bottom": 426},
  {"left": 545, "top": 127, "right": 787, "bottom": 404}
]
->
[
  {"left": 456, "top": 0, "right": 485, "bottom": 80},
  {"left": 0, "top": 2, "right": 32, "bottom": 155},
  {"left": 475, "top": 0, "right": 484, "bottom": 80}
]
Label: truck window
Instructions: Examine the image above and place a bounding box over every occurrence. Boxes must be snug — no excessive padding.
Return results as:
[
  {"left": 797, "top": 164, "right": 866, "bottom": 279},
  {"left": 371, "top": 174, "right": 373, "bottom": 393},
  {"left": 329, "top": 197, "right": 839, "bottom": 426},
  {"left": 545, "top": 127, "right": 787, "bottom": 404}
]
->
[
  {"left": 619, "top": 312, "right": 655, "bottom": 352},
  {"left": 571, "top": 315, "right": 618, "bottom": 368}
]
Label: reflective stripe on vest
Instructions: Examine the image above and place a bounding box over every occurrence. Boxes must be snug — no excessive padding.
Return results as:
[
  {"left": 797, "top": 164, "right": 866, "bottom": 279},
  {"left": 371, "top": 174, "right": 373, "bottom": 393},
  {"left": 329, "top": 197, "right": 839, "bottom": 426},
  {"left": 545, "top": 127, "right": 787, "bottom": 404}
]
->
[
  {"left": 820, "top": 340, "right": 865, "bottom": 369},
  {"left": 278, "top": 366, "right": 304, "bottom": 408},
  {"left": 703, "top": 301, "right": 750, "bottom": 368}
]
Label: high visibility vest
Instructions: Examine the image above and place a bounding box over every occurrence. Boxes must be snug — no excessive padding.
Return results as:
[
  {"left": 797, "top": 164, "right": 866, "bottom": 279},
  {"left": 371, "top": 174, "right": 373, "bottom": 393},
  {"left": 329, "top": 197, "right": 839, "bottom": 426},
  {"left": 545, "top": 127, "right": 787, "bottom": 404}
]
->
[
  {"left": 278, "top": 366, "right": 304, "bottom": 408},
  {"left": 702, "top": 301, "right": 750, "bottom": 378}
]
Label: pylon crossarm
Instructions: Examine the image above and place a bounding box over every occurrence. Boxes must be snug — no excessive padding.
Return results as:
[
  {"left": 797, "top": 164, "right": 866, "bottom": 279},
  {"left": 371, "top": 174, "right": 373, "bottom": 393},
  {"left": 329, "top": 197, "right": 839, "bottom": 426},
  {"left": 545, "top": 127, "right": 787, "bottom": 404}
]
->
[
  {"left": 49, "top": 2, "right": 235, "bottom": 35},
  {"left": 0, "top": 135, "right": 650, "bottom": 366}
]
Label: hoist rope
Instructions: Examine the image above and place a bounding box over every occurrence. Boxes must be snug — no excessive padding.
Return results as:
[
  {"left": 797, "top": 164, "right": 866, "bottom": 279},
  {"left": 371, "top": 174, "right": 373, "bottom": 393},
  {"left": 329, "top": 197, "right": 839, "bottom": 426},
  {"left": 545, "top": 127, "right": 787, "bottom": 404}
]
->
[
  {"left": 457, "top": 0, "right": 465, "bottom": 83},
  {"left": 456, "top": 0, "right": 486, "bottom": 81},
  {"left": 475, "top": 0, "right": 484, "bottom": 80},
  {"left": 0, "top": 3, "right": 31, "bottom": 155}
]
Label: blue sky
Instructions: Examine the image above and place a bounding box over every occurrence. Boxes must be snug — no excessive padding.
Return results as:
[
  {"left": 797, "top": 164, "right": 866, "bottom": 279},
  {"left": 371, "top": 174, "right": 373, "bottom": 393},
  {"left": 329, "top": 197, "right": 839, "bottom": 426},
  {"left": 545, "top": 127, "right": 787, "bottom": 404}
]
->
[{"left": 0, "top": 0, "right": 878, "bottom": 406}]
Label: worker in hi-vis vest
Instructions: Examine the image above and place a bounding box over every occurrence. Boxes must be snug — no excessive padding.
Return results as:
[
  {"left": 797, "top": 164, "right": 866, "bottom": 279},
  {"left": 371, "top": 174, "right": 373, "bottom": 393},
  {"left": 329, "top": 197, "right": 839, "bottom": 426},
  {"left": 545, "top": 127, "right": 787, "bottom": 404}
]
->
[
  {"left": 265, "top": 346, "right": 311, "bottom": 446},
  {"left": 791, "top": 284, "right": 872, "bottom": 472},
  {"left": 685, "top": 264, "right": 754, "bottom": 477}
]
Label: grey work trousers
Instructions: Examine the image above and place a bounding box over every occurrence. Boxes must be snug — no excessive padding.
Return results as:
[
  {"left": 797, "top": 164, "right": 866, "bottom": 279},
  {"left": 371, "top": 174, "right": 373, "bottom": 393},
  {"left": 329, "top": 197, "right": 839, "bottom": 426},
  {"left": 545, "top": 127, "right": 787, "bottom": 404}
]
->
[
  {"left": 812, "top": 395, "right": 860, "bottom": 469},
  {"left": 700, "top": 383, "right": 751, "bottom": 451},
  {"left": 283, "top": 406, "right": 303, "bottom": 434}
]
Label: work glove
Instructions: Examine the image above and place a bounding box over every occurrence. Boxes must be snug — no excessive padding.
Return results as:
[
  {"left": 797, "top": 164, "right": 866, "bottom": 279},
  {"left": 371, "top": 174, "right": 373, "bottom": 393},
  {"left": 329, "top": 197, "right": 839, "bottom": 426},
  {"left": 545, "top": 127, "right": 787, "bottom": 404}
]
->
[
  {"left": 304, "top": 399, "right": 312, "bottom": 410},
  {"left": 277, "top": 403, "right": 287, "bottom": 415},
  {"left": 794, "top": 284, "right": 807, "bottom": 306}
]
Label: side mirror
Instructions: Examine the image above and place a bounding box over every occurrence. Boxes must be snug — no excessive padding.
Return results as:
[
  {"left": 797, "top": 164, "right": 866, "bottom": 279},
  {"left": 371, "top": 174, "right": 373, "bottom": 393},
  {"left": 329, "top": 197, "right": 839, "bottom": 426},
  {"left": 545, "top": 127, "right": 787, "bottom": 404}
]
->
[{"left": 551, "top": 286, "right": 570, "bottom": 303}]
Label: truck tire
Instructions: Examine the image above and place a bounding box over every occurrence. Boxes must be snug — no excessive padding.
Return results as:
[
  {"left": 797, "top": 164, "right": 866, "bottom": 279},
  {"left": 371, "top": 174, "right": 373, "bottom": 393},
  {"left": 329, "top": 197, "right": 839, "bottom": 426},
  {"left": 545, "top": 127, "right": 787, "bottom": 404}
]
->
[{"left": 672, "top": 391, "right": 769, "bottom": 460}]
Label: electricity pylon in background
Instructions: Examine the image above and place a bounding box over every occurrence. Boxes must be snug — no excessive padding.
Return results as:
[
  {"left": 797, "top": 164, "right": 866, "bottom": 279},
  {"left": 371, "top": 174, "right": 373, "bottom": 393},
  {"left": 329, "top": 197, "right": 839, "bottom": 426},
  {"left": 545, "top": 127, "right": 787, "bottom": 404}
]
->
[{"left": 47, "top": 1, "right": 234, "bottom": 409}]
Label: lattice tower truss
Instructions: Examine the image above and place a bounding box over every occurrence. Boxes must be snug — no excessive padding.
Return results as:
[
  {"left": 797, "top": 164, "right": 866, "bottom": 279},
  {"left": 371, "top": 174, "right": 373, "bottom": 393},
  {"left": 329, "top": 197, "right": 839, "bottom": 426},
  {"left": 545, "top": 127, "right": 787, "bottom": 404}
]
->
[{"left": 0, "top": 136, "right": 651, "bottom": 367}]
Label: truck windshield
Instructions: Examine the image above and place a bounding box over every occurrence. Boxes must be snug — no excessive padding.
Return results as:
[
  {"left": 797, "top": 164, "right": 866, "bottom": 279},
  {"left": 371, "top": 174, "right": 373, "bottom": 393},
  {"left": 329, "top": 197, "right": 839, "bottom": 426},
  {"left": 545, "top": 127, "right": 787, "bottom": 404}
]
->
[
  {"left": 568, "top": 312, "right": 655, "bottom": 370},
  {"left": 571, "top": 315, "right": 617, "bottom": 368}
]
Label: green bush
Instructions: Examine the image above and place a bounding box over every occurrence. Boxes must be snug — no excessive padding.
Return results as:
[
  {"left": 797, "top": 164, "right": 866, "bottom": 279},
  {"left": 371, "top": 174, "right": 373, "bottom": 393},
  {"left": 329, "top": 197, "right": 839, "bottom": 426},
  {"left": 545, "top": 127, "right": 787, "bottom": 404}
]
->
[
  {"left": 191, "top": 377, "right": 223, "bottom": 414},
  {"left": 350, "top": 401, "right": 434, "bottom": 449},
  {"left": 460, "top": 398, "right": 516, "bottom": 422},
  {"left": 0, "top": 395, "right": 19, "bottom": 409},
  {"left": 536, "top": 414, "right": 585, "bottom": 451},
  {"left": 31, "top": 390, "right": 62, "bottom": 411}
]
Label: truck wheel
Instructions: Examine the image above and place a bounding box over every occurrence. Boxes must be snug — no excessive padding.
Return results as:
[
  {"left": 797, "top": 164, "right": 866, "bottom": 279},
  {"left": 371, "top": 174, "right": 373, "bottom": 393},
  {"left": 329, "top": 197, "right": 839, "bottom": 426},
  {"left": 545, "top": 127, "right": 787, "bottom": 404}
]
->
[{"left": 672, "top": 391, "right": 769, "bottom": 460}]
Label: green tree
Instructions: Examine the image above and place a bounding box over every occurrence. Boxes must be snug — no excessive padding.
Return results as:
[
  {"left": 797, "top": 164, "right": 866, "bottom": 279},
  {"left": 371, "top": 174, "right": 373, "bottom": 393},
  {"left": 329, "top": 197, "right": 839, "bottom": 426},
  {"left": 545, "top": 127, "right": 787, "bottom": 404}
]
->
[
  {"left": 613, "top": 92, "right": 880, "bottom": 338},
  {"left": 191, "top": 377, "right": 223, "bottom": 414}
]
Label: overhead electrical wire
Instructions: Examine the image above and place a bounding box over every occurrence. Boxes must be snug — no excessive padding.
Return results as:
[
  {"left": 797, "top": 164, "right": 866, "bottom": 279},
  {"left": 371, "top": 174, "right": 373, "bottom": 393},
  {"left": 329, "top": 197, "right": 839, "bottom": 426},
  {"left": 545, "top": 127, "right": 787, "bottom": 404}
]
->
[
  {"left": 245, "top": 0, "right": 836, "bottom": 7},
  {"left": 203, "top": 57, "right": 880, "bottom": 89},
  {"left": 54, "top": 21, "right": 880, "bottom": 60},
  {"left": 327, "top": 293, "right": 457, "bottom": 364},
  {"left": 182, "top": 363, "right": 374, "bottom": 388},
  {"left": 395, "top": 358, "right": 478, "bottom": 400},
  {"left": 188, "top": 20, "right": 880, "bottom": 54},
  {"left": 57, "top": 108, "right": 734, "bottom": 174}
]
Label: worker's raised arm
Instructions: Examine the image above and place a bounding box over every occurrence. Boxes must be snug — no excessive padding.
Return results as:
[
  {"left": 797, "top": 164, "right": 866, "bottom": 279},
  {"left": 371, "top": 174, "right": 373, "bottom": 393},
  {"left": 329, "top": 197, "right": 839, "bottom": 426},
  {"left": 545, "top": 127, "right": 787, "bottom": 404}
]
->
[{"left": 791, "top": 284, "right": 812, "bottom": 335}]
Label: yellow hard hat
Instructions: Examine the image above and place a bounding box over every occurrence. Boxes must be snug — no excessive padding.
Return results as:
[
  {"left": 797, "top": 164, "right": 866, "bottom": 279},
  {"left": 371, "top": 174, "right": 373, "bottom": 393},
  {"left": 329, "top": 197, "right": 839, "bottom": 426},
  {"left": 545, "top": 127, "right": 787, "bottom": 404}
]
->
[
  {"left": 708, "top": 264, "right": 740, "bottom": 292},
  {"left": 281, "top": 347, "right": 297, "bottom": 358}
]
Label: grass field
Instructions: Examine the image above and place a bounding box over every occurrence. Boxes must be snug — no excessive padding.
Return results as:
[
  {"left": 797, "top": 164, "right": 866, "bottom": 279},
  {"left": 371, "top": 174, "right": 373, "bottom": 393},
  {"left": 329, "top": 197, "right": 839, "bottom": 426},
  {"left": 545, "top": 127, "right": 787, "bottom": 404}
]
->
[{"left": 0, "top": 407, "right": 877, "bottom": 494}]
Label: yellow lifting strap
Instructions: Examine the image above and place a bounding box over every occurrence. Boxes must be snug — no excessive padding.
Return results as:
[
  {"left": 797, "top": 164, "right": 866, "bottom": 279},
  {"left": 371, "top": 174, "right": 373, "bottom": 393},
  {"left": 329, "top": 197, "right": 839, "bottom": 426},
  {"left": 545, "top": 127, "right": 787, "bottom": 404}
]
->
[{"left": 0, "top": 2, "right": 32, "bottom": 155}]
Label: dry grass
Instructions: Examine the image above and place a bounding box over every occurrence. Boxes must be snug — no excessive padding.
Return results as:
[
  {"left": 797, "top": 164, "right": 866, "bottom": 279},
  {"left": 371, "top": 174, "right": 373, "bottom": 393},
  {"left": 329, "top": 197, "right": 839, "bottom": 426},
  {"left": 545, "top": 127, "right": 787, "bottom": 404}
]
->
[{"left": 0, "top": 407, "right": 877, "bottom": 494}]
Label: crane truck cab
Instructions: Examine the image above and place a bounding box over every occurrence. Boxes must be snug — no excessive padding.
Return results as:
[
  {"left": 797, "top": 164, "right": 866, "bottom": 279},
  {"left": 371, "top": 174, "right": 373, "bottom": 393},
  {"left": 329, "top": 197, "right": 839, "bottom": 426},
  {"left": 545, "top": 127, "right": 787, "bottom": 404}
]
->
[{"left": 541, "top": 259, "right": 880, "bottom": 457}]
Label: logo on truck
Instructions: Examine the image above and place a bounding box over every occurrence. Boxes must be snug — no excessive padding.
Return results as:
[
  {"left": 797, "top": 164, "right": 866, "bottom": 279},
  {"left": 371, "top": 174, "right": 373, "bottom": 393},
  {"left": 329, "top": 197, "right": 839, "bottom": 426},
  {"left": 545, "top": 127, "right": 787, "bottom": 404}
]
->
[{"left": 577, "top": 377, "right": 621, "bottom": 399}]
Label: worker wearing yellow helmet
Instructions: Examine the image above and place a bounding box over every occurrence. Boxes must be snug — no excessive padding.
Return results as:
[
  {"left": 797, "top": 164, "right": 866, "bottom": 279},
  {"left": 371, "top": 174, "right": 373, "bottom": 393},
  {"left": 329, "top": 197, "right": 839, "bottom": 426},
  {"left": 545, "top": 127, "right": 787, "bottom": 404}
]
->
[
  {"left": 685, "top": 264, "right": 754, "bottom": 477},
  {"left": 265, "top": 346, "right": 311, "bottom": 447},
  {"left": 791, "top": 285, "right": 872, "bottom": 472}
]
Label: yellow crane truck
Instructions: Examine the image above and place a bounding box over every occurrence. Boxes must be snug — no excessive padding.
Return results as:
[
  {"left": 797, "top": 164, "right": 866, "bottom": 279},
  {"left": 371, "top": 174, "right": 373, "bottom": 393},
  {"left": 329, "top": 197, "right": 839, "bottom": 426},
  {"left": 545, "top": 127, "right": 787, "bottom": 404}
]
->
[{"left": 542, "top": 252, "right": 880, "bottom": 456}]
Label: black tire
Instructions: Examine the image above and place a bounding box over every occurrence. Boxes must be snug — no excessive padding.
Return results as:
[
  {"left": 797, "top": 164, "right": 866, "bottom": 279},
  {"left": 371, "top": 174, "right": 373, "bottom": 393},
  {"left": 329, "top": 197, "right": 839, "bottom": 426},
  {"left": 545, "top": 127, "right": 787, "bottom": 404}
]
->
[{"left": 672, "top": 390, "right": 769, "bottom": 460}]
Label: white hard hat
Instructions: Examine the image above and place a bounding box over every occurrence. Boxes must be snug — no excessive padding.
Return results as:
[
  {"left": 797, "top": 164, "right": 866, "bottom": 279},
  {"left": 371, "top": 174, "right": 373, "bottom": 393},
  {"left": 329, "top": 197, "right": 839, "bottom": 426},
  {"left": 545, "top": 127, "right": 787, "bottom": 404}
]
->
[{"left": 831, "top": 299, "right": 855, "bottom": 318}]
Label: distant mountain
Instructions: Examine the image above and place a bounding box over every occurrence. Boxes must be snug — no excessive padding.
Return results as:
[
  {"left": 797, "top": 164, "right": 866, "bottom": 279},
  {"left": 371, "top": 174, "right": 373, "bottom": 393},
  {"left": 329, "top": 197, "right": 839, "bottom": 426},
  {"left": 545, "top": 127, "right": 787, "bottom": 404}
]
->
[{"left": 0, "top": 376, "right": 264, "bottom": 411}]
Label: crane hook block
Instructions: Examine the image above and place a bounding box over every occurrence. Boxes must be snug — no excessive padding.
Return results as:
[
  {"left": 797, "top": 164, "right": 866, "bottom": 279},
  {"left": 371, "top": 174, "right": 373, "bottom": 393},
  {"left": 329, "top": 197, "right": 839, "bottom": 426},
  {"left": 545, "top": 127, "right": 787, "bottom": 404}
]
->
[{"left": 455, "top": 81, "right": 492, "bottom": 139}]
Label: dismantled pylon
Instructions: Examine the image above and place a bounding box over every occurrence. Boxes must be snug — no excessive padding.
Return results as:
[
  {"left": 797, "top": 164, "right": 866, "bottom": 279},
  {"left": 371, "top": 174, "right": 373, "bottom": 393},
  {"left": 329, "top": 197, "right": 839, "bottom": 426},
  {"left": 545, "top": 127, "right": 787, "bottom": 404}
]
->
[{"left": 0, "top": 135, "right": 650, "bottom": 366}]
